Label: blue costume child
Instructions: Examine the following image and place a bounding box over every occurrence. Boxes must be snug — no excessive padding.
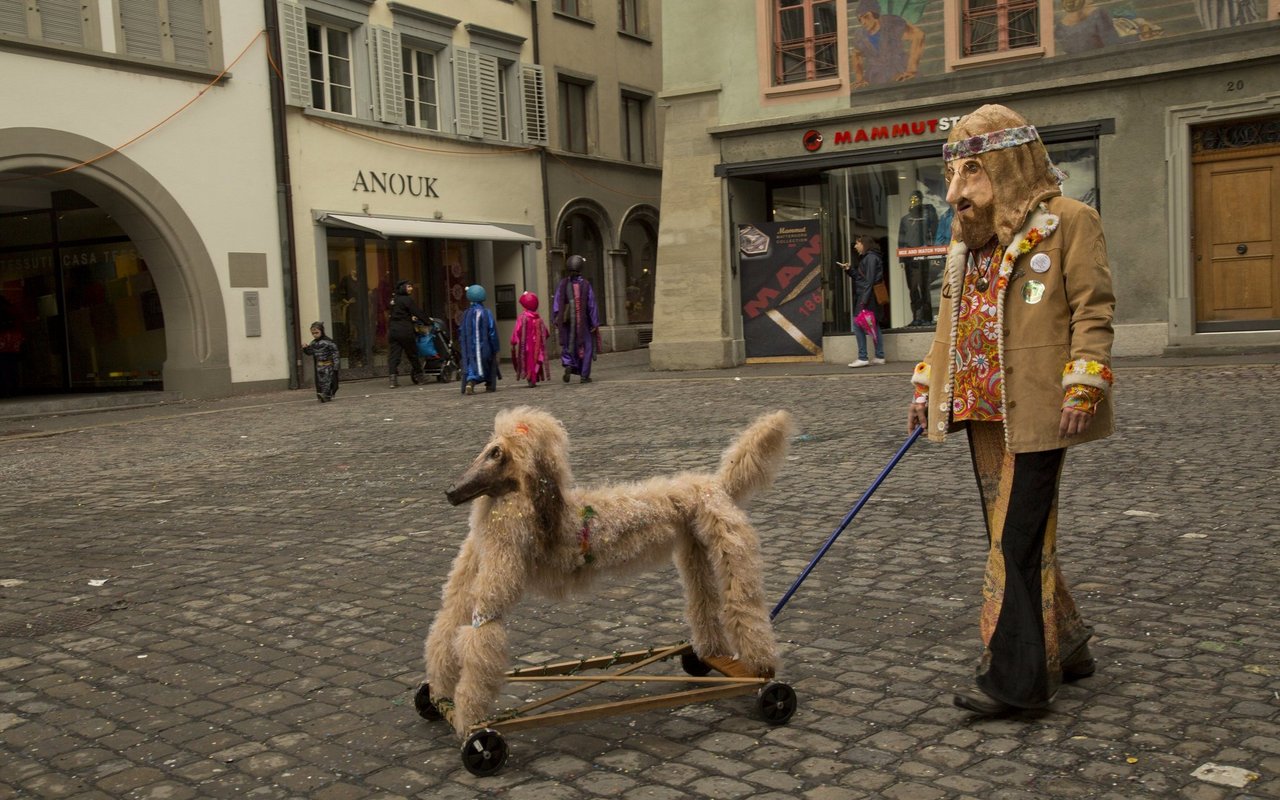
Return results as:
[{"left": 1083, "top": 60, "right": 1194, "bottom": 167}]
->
[{"left": 458, "top": 284, "right": 500, "bottom": 394}]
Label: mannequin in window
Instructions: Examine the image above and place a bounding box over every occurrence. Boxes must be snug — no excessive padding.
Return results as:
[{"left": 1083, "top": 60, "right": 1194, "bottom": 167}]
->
[{"left": 898, "top": 189, "right": 939, "bottom": 326}]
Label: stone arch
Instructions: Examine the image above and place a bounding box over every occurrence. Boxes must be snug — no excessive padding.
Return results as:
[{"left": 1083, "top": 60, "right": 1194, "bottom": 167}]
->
[
  {"left": 617, "top": 204, "right": 660, "bottom": 326},
  {"left": 0, "top": 128, "right": 230, "bottom": 396}
]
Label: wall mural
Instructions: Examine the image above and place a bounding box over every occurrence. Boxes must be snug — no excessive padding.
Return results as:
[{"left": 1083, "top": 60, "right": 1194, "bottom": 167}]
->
[{"left": 847, "top": 0, "right": 1270, "bottom": 94}]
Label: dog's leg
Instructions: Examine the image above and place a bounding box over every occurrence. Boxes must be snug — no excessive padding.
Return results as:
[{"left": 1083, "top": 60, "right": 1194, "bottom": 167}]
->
[
  {"left": 424, "top": 535, "right": 482, "bottom": 699},
  {"left": 696, "top": 501, "right": 779, "bottom": 677},
  {"left": 673, "top": 528, "right": 730, "bottom": 659},
  {"left": 450, "top": 618, "right": 510, "bottom": 736}
]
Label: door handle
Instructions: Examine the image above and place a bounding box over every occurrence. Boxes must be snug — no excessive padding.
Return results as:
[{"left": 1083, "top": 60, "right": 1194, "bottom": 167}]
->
[{"left": 1237, "top": 244, "right": 1248, "bottom": 255}]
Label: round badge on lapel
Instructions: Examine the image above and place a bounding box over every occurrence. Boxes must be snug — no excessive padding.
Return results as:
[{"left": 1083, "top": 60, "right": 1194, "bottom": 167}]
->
[
  {"left": 1030, "top": 253, "right": 1051, "bottom": 273},
  {"left": 1022, "top": 280, "right": 1045, "bottom": 304}
]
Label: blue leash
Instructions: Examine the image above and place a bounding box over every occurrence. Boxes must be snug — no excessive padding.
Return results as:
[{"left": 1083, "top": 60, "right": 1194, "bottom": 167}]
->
[{"left": 770, "top": 425, "right": 923, "bottom": 621}]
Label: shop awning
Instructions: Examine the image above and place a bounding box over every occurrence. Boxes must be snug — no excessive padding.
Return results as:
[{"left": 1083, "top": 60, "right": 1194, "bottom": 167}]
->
[{"left": 319, "top": 213, "right": 537, "bottom": 243}]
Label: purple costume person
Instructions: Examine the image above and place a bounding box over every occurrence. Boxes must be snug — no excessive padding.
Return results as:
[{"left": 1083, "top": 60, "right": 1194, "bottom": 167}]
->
[{"left": 551, "top": 254, "right": 600, "bottom": 383}]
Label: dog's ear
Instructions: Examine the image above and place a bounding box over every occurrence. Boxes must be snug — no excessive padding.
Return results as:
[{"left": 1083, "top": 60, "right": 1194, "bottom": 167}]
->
[{"left": 527, "top": 452, "right": 564, "bottom": 539}]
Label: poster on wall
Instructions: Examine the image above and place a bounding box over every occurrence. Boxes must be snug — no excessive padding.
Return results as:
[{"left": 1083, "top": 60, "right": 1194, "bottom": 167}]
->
[{"left": 738, "top": 220, "right": 824, "bottom": 361}]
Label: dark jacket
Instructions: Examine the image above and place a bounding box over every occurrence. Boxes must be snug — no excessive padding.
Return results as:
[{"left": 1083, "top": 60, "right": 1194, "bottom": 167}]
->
[
  {"left": 847, "top": 250, "right": 884, "bottom": 314},
  {"left": 388, "top": 287, "right": 429, "bottom": 338}
]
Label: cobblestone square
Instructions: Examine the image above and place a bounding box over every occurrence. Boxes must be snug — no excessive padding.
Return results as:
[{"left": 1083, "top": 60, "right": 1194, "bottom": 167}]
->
[{"left": 2, "top": 354, "right": 1278, "bottom": 798}]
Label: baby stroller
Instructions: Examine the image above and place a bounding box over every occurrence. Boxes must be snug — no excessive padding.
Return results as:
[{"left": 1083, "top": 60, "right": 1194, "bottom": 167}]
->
[{"left": 416, "top": 318, "right": 460, "bottom": 383}]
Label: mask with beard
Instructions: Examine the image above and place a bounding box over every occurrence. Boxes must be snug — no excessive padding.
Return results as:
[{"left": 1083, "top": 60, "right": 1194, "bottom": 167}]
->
[{"left": 943, "top": 105, "right": 1063, "bottom": 248}]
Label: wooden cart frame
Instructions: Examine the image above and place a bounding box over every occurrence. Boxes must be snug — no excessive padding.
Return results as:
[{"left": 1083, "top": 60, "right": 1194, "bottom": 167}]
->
[{"left": 414, "top": 642, "right": 797, "bottom": 775}]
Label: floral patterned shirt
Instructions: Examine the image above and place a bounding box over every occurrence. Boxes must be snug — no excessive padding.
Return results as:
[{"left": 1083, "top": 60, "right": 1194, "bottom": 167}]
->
[{"left": 951, "top": 245, "right": 1005, "bottom": 423}]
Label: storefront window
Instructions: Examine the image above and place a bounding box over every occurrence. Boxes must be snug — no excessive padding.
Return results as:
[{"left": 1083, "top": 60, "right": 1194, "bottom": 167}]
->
[
  {"left": 0, "top": 198, "right": 165, "bottom": 395},
  {"left": 327, "top": 232, "right": 472, "bottom": 376},
  {"left": 824, "top": 139, "right": 1098, "bottom": 332}
]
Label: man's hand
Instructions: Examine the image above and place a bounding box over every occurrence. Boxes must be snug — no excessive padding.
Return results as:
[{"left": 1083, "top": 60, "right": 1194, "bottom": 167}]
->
[
  {"left": 908, "top": 402, "right": 928, "bottom": 434},
  {"left": 1059, "top": 408, "right": 1093, "bottom": 438}
]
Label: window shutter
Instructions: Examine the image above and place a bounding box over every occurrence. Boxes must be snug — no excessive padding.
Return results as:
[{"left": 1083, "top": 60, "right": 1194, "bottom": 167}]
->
[
  {"left": 369, "top": 25, "right": 405, "bottom": 125},
  {"left": 453, "top": 47, "right": 484, "bottom": 138},
  {"left": 0, "top": 3, "right": 28, "bottom": 37},
  {"left": 36, "top": 0, "right": 85, "bottom": 46},
  {"left": 477, "top": 53, "right": 501, "bottom": 140},
  {"left": 520, "top": 64, "right": 547, "bottom": 145},
  {"left": 167, "top": 0, "right": 209, "bottom": 67},
  {"left": 118, "top": 0, "right": 164, "bottom": 60},
  {"left": 276, "top": 0, "right": 311, "bottom": 108}
]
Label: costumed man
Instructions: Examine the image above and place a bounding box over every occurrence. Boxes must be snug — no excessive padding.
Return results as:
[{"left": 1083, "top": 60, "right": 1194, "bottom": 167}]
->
[
  {"left": 387, "top": 280, "right": 429, "bottom": 387},
  {"left": 301, "top": 321, "right": 340, "bottom": 402},
  {"left": 459, "top": 284, "right": 500, "bottom": 395},
  {"left": 551, "top": 254, "right": 600, "bottom": 384},
  {"left": 907, "top": 104, "right": 1115, "bottom": 716},
  {"left": 510, "top": 291, "right": 550, "bottom": 388},
  {"left": 899, "top": 189, "right": 939, "bottom": 326}
]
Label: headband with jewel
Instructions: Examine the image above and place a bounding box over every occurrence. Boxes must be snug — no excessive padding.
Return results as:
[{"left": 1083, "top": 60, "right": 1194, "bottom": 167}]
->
[{"left": 943, "top": 124, "right": 1067, "bottom": 184}]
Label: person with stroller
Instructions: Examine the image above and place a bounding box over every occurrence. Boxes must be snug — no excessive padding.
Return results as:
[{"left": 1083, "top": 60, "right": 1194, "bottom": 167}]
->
[
  {"left": 841, "top": 235, "right": 886, "bottom": 368},
  {"left": 459, "top": 284, "right": 500, "bottom": 394},
  {"left": 510, "top": 291, "right": 550, "bottom": 388},
  {"left": 387, "top": 280, "right": 429, "bottom": 387},
  {"left": 301, "top": 321, "right": 339, "bottom": 402}
]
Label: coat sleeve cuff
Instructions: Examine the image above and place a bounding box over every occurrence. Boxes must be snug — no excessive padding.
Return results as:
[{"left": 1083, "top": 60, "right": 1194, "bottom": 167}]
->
[
  {"left": 1062, "top": 358, "right": 1113, "bottom": 392},
  {"left": 912, "top": 362, "right": 930, "bottom": 404}
]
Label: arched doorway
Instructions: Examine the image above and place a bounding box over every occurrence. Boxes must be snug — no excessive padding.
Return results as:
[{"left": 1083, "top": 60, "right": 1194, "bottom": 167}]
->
[
  {"left": 619, "top": 207, "right": 659, "bottom": 326},
  {"left": 557, "top": 207, "right": 607, "bottom": 325},
  {"left": 0, "top": 129, "right": 230, "bottom": 397}
]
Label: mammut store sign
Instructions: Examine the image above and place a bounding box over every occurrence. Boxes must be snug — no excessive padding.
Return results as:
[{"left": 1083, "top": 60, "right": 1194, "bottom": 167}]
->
[
  {"left": 352, "top": 170, "right": 440, "bottom": 198},
  {"left": 802, "top": 115, "right": 963, "bottom": 152}
]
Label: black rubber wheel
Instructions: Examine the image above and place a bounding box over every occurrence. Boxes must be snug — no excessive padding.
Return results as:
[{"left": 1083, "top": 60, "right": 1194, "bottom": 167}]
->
[
  {"left": 413, "top": 683, "right": 442, "bottom": 721},
  {"left": 436, "top": 372, "right": 447, "bottom": 383},
  {"left": 680, "top": 652, "right": 713, "bottom": 677},
  {"left": 756, "top": 681, "right": 797, "bottom": 725},
  {"left": 461, "top": 728, "right": 508, "bottom": 776}
]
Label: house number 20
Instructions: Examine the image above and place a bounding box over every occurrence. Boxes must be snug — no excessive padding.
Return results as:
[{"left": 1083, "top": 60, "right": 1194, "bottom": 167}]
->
[{"left": 1227, "top": 80, "right": 1245, "bottom": 91}]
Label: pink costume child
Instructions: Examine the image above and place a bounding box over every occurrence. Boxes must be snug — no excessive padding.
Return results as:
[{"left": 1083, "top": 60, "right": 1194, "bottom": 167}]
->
[{"left": 510, "top": 291, "right": 550, "bottom": 387}]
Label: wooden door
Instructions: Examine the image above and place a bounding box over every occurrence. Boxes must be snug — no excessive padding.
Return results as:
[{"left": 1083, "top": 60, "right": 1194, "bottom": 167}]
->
[{"left": 1192, "top": 146, "right": 1280, "bottom": 328}]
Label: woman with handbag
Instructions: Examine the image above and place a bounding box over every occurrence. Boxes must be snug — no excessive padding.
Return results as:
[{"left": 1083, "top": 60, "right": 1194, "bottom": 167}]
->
[{"left": 842, "top": 235, "right": 887, "bottom": 367}]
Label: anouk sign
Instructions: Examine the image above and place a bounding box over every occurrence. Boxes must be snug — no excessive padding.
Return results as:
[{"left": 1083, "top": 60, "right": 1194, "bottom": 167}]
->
[
  {"left": 801, "top": 115, "right": 963, "bottom": 152},
  {"left": 352, "top": 170, "right": 440, "bottom": 197}
]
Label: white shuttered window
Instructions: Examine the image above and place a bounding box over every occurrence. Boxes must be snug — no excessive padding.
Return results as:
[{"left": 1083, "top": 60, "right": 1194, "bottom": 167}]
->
[{"left": 1, "top": 0, "right": 97, "bottom": 48}]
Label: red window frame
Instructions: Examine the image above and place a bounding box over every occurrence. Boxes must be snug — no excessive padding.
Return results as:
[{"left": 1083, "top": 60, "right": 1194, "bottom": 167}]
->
[
  {"left": 773, "top": 0, "right": 837, "bottom": 85},
  {"left": 961, "top": 0, "right": 1039, "bottom": 56}
]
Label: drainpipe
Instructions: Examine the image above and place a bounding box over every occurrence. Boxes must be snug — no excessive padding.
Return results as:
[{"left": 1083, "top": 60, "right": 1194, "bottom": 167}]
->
[
  {"left": 264, "top": 0, "right": 303, "bottom": 389},
  {"left": 530, "top": 0, "right": 555, "bottom": 297}
]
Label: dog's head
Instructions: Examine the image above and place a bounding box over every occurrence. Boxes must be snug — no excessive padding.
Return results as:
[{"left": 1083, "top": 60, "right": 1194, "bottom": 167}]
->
[{"left": 445, "top": 406, "right": 571, "bottom": 507}]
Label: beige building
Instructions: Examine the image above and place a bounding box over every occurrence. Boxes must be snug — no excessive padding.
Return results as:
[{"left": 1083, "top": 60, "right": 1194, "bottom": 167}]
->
[
  {"left": 276, "top": 0, "right": 665, "bottom": 386},
  {"left": 534, "top": 0, "right": 664, "bottom": 352},
  {"left": 652, "top": 0, "right": 1280, "bottom": 370},
  {"left": 0, "top": 2, "right": 286, "bottom": 398}
]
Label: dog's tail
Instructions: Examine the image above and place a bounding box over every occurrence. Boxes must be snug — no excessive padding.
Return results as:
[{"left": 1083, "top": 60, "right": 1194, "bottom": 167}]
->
[{"left": 718, "top": 410, "right": 794, "bottom": 505}]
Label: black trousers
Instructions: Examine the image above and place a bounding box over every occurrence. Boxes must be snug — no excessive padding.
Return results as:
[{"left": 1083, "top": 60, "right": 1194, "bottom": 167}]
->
[
  {"left": 387, "top": 331, "right": 422, "bottom": 378},
  {"left": 905, "top": 259, "right": 933, "bottom": 322},
  {"left": 967, "top": 422, "right": 1089, "bottom": 708}
]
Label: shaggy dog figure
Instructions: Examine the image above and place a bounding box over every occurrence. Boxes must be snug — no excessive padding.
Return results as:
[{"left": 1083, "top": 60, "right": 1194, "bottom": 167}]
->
[{"left": 425, "top": 406, "right": 793, "bottom": 736}]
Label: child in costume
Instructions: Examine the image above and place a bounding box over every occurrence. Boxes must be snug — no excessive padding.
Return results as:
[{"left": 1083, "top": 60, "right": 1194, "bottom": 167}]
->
[
  {"left": 510, "top": 291, "right": 550, "bottom": 388},
  {"left": 301, "top": 321, "right": 340, "bottom": 402},
  {"left": 458, "top": 284, "right": 500, "bottom": 394}
]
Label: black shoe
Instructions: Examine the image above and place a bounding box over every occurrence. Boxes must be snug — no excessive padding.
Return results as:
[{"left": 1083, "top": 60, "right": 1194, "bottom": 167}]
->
[
  {"left": 580, "top": 376, "right": 591, "bottom": 384},
  {"left": 562, "top": 367, "right": 570, "bottom": 383},
  {"left": 1062, "top": 642, "right": 1097, "bottom": 682},
  {"left": 411, "top": 372, "right": 422, "bottom": 385},
  {"left": 953, "top": 691, "right": 1016, "bottom": 715}
]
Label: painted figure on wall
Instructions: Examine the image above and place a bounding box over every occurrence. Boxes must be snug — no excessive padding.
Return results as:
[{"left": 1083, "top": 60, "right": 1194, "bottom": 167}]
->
[
  {"left": 849, "top": 0, "right": 924, "bottom": 89},
  {"left": 1195, "top": 0, "right": 1263, "bottom": 28},
  {"left": 1055, "top": 0, "right": 1121, "bottom": 53}
]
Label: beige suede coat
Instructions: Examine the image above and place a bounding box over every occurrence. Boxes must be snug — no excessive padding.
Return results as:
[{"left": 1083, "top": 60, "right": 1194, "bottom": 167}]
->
[{"left": 917, "top": 195, "right": 1115, "bottom": 453}]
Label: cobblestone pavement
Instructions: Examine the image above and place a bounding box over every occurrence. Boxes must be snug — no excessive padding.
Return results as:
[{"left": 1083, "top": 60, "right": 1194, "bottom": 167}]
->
[{"left": 2, "top": 354, "right": 1279, "bottom": 799}]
